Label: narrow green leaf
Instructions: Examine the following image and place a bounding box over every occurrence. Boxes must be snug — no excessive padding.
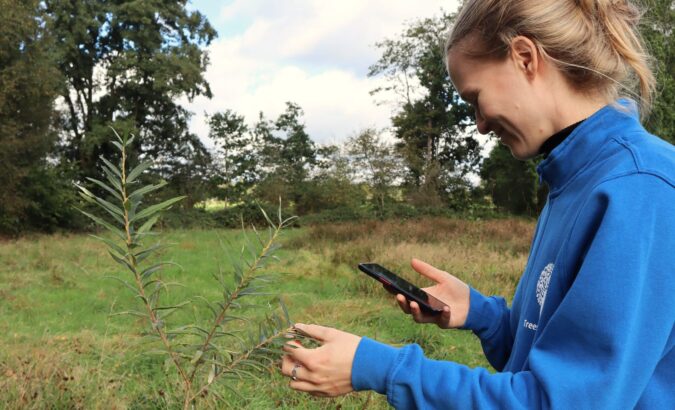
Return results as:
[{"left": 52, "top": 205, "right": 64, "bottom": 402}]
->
[
  {"left": 279, "top": 298, "right": 290, "bottom": 324},
  {"left": 145, "top": 281, "right": 169, "bottom": 300},
  {"left": 130, "top": 196, "right": 186, "bottom": 223},
  {"left": 153, "top": 302, "right": 190, "bottom": 311},
  {"left": 103, "top": 275, "right": 138, "bottom": 294},
  {"left": 282, "top": 215, "right": 298, "bottom": 227},
  {"left": 77, "top": 209, "right": 126, "bottom": 241},
  {"left": 110, "top": 310, "right": 148, "bottom": 318},
  {"left": 140, "top": 262, "right": 176, "bottom": 280},
  {"left": 75, "top": 184, "right": 96, "bottom": 199},
  {"left": 100, "top": 156, "right": 122, "bottom": 179},
  {"left": 259, "top": 205, "right": 275, "bottom": 228},
  {"left": 191, "top": 350, "right": 204, "bottom": 365},
  {"left": 208, "top": 363, "right": 216, "bottom": 384},
  {"left": 126, "top": 134, "right": 136, "bottom": 147},
  {"left": 90, "top": 235, "right": 126, "bottom": 257},
  {"left": 187, "top": 326, "right": 211, "bottom": 336},
  {"left": 128, "top": 181, "right": 167, "bottom": 202},
  {"left": 111, "top": 141, "right": 124, "bottom": 152},
  {"left": 94, "top": 198, "right": 125, "bottom": 224},
  {"left": 137, "top": 214, "right": 160, "bottom": 236},
  {"left": 134, "top": 243, "right": 170, "bottom": 264},
  {"left": 78, "top": 192, "right": 96, "bottom": 204},
  {"left": 109, "top": 127, "right": 124, "bottom": 144},
  {"left": 142, "top": 279, "right": 162, "bottom": 290},
  {"left": 228, "top": 367, "right": 259, "bottom": 380},
  {"left": 250, "top": 224, "right": 264, "bottom": 248},
  {"left": 108, "top": 251, "right": 136, "bottom": 273},
  {"left": 86, "top": 177, "right": 123, "bottom": 201},
  {"left": 213, "top": 331, "right": 243, "bottom": 340},
  {"left": 126, "top": 161, "right": 153, "bottom": 184},
  {"left": 101, "top": 166, "right": 123, "bottom": 193}
]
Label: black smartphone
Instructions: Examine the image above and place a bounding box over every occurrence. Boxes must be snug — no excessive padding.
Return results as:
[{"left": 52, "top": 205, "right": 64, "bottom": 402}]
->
[{"left": 358, "top": 263, "right": 446, "bottom": 315}]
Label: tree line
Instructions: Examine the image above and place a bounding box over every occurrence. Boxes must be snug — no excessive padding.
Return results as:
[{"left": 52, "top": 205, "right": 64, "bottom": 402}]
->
[{"left": 1, "top": 0, "right": 672, "bottom": 235}]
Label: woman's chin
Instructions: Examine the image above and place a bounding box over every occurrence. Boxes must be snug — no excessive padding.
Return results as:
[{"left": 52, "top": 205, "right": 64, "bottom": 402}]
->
[{"left": 501, "top": 140, "right": 537, "bottom": 161}]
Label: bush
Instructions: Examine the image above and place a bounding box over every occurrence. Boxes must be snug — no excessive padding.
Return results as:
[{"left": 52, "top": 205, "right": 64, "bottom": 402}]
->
[
  {"left": 160, "top": 202, "right": 293, "bottom": 230},
  {"left": 0, "top": 165, "right": 87, "bottom": 236}
]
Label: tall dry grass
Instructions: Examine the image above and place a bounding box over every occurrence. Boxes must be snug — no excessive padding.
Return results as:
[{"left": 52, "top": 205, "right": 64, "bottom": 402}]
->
[{"left": 287, "top": 217, "right": 536, "bottom": 302}]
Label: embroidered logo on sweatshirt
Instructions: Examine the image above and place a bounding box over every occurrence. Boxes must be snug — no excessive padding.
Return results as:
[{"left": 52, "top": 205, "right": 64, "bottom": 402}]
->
[{"left": 536, "top": 263, "right": 554, "bottom": 315}]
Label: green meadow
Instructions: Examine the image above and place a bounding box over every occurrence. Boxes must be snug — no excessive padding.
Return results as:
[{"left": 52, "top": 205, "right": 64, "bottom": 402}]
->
[{"left": 0, "top": 217, "right": 534, "bottom": 409}]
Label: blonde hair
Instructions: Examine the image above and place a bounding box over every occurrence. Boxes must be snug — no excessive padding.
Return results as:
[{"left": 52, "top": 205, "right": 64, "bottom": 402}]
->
[{"left": 446, "top": 0, "right": 656, "bottom": 117}]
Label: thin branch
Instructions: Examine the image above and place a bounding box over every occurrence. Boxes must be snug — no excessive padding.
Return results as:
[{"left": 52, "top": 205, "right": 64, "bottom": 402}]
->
[
  {"left": 119, "top": 140, "right": 193, "bottom": 398},
  {"left": 187, "top": 223, "right": 283, "bottom": 383},
  {"left": 188, "top": 326, "right": 293, "bottom": 403}
]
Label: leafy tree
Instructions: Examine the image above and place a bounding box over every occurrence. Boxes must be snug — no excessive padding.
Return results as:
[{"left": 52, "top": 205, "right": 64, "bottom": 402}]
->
[
  {"left": 480, "top": 144, "right": 546, "bottom": 216},
  {"left": 640, "top": 0, "right": 674, "bottom": 143},
  {"left": 0, "top": 0, "right": 71, "bottom": 234},
  {"left": 270, "top": 102, "right": 317, "bottom": 186},
  {"left": 369, "top": 11, "right": 478, "bottom": 205},
  {"left": 160, "top": 133, "right": 217, "bottom": 209},
  {"left": 295, "top": 144, "right": 367, "bottom": 214},
  {"left": 347, "top": 128, "right": 403, "bottom": 213},
  {"left": 208, "top": 110, "right": 262, "bottom": 204},
  {"left": 254, "top": 102, "right": 317, "bottom": 208},
  {"left": 44, "top": 0, "right": 217, "bottom": 182}
]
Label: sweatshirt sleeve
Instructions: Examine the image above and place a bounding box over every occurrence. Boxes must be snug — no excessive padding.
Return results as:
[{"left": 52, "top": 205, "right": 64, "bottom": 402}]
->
[
  {"left": 462, "top": 288, "right": 514, "bottom": 370},
  {"left": 351, "top": 174, "right": 675, "bottom": 409}
]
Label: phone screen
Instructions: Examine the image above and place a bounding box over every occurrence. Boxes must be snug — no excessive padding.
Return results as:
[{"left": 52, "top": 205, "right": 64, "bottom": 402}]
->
[{"left": 358, "top": 263, "right": 447, "bottom": 314}]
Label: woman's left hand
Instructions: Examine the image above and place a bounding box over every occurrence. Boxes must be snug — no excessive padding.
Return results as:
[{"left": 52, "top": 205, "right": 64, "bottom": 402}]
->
[{"left": 281, "top": 323, "right": 362, "bottom": 397}]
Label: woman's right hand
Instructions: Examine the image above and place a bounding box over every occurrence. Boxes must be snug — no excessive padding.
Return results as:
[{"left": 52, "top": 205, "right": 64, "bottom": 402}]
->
[{"left": 393, "top": 258, "right": 470, "bottom": 329}]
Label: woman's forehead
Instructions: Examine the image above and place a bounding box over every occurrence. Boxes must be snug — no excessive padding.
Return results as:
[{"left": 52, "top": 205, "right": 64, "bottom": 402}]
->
[{"left": 446, "top": 47, "right": 476, "bottom": 86}]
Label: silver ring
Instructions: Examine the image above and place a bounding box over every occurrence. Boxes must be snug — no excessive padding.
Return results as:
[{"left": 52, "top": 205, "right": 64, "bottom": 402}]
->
[{"left": 291, "top": 363, "right": 302, "bottom": 381}]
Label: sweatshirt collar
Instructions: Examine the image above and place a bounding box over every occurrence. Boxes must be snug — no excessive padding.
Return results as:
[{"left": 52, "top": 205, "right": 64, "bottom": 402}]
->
[{"left": 536, "top": 100, "right": 640, "bottom": 195}]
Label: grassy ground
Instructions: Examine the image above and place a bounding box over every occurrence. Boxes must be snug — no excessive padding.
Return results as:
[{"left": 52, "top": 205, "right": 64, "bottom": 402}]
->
[{"left": 0, "top": 217, "right": 534, "bottom": 409}]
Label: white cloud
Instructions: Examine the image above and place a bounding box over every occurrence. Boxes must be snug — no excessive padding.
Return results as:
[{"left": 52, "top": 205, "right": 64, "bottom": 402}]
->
[{"left": 185, "top": 0, "right": 461, "bottom": 149}]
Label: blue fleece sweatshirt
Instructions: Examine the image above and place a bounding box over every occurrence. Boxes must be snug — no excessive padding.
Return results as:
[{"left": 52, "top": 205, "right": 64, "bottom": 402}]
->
[{"left": 351, "top": 102, "right": 675, "bottom": 409}]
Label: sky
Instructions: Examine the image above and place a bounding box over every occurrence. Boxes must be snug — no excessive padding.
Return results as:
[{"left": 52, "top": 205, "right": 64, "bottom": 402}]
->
[{"left": 184, "top": 0, "right": 462, "bottom": 149}]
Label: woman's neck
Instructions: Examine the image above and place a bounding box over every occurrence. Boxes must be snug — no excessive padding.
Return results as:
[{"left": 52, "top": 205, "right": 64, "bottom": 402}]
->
[{"left": 548, "top": 87, "right": 607, "bottom": 135}]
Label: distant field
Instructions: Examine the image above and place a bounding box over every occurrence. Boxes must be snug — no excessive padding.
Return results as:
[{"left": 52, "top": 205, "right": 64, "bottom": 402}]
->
[{"left": 0, "top": 217, "right": 534, "bottom": 409}]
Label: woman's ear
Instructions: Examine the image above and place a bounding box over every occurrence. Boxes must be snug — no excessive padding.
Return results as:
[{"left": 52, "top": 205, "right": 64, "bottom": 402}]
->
[{"left": 509, "top": 36, "right": 540, "bottom": 79}]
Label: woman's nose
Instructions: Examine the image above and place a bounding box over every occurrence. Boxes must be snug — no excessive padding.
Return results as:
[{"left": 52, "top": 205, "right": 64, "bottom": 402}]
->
[{"left": 475, "top": 109, "right": 490, "bottom": 134}]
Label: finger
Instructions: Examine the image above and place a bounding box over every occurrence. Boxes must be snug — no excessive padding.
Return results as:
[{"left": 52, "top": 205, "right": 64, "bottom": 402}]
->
[
  {"left": 438, "top": 305, "right": 452, "bottom": 327},
  {"left": 284, "top": 339, "right": 303, "bottom": 348},
  {"left": 281, "top": 356, "right": 315, "bottom": 383},
  {"left": 411, "top": 258, "right": 448, "bottom": 283},
  {"left": 310, "top": 391, "right": 331, "bottom": 398},
  {"left": 293, "top": 323, "right": 331, "bottom": 342},
  {"left": 396, "top": 294, "right": 412, "bottom": 314},
  {"left": 280, "top": 354, "right": 295, "bottom": 377},
  {"left": 282, "top": 343, "right": 315, "bottom": 367},
  {"left": 289, "top": 379, "right": 321, "bottom": 394},
  {"left": 409, "top": 301, "right": 436, "bottom": 324}
]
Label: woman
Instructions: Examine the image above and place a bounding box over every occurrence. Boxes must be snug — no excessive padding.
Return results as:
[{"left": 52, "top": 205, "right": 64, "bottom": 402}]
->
[{"left": 281, "top": 0, "right": 674, "bottom": 408}]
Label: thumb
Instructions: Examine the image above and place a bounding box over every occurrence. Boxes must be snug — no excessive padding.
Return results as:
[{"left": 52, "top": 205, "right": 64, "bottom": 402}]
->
[
  {"left": 411, "top": 258, "right": 448, "bottom": 283},
  {"left": 293, "top": 323, "right": 331, "bottom": 342}
]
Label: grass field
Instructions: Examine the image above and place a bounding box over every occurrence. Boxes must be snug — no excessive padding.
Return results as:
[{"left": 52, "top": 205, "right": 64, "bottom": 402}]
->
[{"left": 0, "top": 217, "right": 534, "bottom": 409}]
